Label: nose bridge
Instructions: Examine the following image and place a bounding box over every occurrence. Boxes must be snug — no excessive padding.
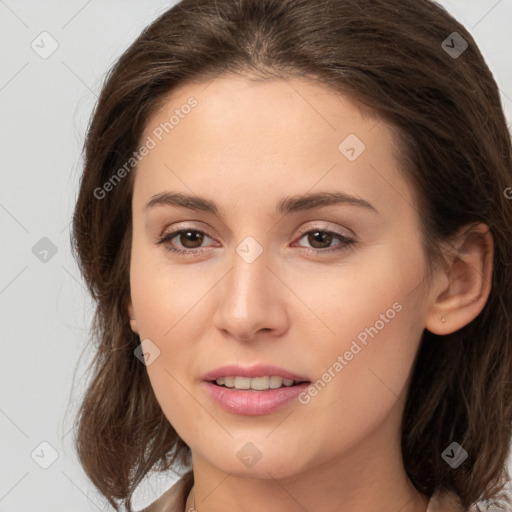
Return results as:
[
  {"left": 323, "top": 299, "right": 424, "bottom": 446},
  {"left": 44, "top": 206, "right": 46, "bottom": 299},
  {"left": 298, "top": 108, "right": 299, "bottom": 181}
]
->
[
  {"left": 228, "top": 235, "right": 271, "bottom": 307},
  {"left": 212, "top": 234, "right": 286, "bottom": 339}
]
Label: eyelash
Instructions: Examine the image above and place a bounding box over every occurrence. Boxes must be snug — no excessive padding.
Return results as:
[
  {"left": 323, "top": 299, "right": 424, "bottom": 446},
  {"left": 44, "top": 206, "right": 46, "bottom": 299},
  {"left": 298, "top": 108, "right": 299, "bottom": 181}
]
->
[{"left": 156, "top": 225, "right": 356, "bottom": 256}]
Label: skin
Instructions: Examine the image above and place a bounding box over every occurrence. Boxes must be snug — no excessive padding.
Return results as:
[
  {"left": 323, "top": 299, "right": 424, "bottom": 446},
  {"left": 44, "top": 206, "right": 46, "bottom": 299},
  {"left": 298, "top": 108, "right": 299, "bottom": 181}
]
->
[{"left": 127, "top": 75, "right": 493, "bottom": 512}]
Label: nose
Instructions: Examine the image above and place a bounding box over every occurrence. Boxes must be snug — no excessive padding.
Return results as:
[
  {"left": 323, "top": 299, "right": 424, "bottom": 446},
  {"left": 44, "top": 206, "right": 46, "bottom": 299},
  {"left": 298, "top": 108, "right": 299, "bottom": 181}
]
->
[{"left": 212, "top": 245, "right": 289, "bottom": 342}]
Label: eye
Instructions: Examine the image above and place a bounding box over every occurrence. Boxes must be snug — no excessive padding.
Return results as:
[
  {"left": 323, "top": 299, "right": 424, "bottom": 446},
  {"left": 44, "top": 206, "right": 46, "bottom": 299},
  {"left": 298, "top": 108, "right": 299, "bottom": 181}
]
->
[
  {"left": 293, "top": 227, "right": 356, "bottom": 254},
  {"left": 157, "top": 227, "right": 215, "bottom": 255}
]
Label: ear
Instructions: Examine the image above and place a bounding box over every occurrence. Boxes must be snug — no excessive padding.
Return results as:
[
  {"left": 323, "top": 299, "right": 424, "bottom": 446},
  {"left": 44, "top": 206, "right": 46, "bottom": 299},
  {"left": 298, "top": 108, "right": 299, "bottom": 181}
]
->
[
  {"left": 126, "top": 297, "right": 139, "bottom": 335},
  {"left": 425, "top": 223, "right": 493, "bottom": 335}
]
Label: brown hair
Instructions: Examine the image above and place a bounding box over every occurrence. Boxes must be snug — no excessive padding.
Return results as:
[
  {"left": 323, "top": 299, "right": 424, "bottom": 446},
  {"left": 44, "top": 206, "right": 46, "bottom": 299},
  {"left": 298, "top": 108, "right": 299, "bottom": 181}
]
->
[{"left": 70, "top": 0, "right": 512, "bottom": 510}]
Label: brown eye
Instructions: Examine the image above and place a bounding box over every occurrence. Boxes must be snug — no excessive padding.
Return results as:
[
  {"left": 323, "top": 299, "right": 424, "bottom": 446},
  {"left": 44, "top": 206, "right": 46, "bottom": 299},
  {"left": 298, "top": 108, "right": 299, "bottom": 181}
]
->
[
  {"left": 177, "top": 230, "right": 204, "bottom": 249},
  {"left": 157, "top": 228, "right": 214, "bottom": 255},
  {"left": 307, "top": 231, "right": 335, "bottom": 249},
  {"left": 295, "top": 228, "right": 355, "bottom": 254}
]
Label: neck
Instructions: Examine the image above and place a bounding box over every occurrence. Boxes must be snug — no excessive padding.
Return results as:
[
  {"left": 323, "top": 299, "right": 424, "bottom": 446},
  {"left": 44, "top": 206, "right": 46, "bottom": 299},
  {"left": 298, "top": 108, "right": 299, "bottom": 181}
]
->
[{"left": 184, "top": 470, "right": 429, "bottom": 512}]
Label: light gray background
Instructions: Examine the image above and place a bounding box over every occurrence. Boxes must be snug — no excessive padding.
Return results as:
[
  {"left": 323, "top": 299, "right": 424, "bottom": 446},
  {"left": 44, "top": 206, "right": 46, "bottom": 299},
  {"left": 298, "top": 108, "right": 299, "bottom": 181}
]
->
[{"left": 1, "top": 1, "right": 511, "bottom": 511}]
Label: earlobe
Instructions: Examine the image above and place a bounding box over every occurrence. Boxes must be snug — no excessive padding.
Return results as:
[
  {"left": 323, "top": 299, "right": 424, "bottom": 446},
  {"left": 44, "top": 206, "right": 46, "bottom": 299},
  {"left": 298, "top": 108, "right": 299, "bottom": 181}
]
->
[
  {"left": 425, "top": 223, "right": 493, "bottom": 335},
  {"left": 126, "top": 298, "right": 139, "bottom": 334}
]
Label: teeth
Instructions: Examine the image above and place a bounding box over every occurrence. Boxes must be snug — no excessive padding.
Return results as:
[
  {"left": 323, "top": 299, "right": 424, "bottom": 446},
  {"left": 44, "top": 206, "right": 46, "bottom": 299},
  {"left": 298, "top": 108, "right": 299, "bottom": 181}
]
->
[{"left": 214, "top": 376, "right": 298, "bottom": 390}]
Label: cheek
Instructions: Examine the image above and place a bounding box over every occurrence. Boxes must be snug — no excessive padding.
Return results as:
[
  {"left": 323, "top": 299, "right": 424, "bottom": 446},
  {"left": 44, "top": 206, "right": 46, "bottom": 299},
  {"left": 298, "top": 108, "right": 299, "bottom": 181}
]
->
[
  {"left": 129, "top": 236, "right": 210, "bottom": 338},
  {"left": 303, "top": 251, "right": 426, "bottom": 435},
  {"left": 128, "top": 242, "right": 220, "bottom": 435},
  {"left": 289, "top": 234, "right": 425, "bottom": 352}
]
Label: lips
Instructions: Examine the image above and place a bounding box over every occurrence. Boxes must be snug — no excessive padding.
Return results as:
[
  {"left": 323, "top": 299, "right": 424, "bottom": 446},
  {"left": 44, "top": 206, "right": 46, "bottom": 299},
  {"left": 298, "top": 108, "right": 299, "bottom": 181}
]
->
[
  {"left": 202, "top": 380, "right": 312, "bottom": 415},
  {"left": 202, "top": 363, "right": 310, "bottom": 383},
  {"left": 201, "top": 364, "right": 311, "bottom": 415}
]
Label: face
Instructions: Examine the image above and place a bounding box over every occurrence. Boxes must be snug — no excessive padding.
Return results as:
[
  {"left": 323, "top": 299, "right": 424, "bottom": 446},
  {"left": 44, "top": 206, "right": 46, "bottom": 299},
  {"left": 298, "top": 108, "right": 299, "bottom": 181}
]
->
[{"left": 127, "top": 75, "right": 435, "bottom": 481}]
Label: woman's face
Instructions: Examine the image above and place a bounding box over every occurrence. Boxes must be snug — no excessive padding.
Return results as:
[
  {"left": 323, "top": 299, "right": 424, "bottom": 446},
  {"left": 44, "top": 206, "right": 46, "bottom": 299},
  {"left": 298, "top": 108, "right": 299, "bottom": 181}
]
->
[{"left": 127, "top": 75, "right": 437, "bottom": 481}]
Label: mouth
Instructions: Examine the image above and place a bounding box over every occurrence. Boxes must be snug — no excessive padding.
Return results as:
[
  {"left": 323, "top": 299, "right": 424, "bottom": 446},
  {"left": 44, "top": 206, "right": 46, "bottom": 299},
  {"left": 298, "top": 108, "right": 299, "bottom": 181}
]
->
[
  {"left": 202, "top": 377, "right": 312, "bottom": 415},
  {"left": 207, "top": 376, "right": 311, "bottom": 391}
]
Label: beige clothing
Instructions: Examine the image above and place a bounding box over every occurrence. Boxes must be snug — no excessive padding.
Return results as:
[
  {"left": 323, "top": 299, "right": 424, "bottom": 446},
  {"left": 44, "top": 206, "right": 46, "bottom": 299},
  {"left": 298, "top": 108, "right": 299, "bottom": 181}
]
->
[
  {"left": 141, "top": 470, "right": 192, "bottom": 512},
  {"left": 140, "top": 470, "right": 481, "bottom": 512}
]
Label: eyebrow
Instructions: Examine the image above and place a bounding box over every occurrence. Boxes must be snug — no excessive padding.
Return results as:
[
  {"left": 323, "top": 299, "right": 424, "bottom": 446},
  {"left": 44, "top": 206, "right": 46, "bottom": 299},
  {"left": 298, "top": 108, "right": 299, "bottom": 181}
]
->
[{"left": 144, "top": 191, "right": 379, "bottom": 215}]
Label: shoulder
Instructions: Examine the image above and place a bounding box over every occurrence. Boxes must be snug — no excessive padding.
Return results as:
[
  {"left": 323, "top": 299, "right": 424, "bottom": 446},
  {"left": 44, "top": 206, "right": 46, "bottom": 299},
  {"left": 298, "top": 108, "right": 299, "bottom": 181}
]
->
[
  {"left": 140, "top": 470, "right": 194, "bottom": 512},
  {"left": 428, "top": 490, "right": 466, "bottom": 512},
  {"left": 429, "top": 490, "right": 512, "bottom": 512}
]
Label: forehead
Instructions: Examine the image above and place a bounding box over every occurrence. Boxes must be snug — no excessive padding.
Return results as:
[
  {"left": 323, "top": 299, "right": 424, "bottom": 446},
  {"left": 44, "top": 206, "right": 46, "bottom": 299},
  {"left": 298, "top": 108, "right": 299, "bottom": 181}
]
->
[{"left": 133, "top": 75, "right": 415, "bottom": 219}]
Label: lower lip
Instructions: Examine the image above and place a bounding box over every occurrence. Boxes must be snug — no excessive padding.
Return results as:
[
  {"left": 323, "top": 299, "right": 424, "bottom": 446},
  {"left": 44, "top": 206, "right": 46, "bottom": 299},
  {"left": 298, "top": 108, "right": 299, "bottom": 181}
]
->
[{"left": 202, "top": 381, "right": 311, "bottom": 416}]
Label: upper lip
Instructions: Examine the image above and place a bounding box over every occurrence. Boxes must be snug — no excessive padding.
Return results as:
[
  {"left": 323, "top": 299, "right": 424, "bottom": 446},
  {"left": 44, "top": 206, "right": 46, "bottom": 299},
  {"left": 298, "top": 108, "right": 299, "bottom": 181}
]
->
[{"left": 202, "top": 364, "right": 310, "bottom": 383}]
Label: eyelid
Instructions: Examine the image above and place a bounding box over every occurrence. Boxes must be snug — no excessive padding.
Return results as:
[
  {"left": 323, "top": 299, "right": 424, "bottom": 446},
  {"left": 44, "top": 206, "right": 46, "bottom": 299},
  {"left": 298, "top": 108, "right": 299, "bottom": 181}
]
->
[
  {"left": 294, "top": 222, "right": 355, "bottom": 239},
  {"left": 157, "top": 221, "right": 216, "bottom": 242},
  {"left": 159, "top": 221, "right": 354, "bottom": 240}
]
